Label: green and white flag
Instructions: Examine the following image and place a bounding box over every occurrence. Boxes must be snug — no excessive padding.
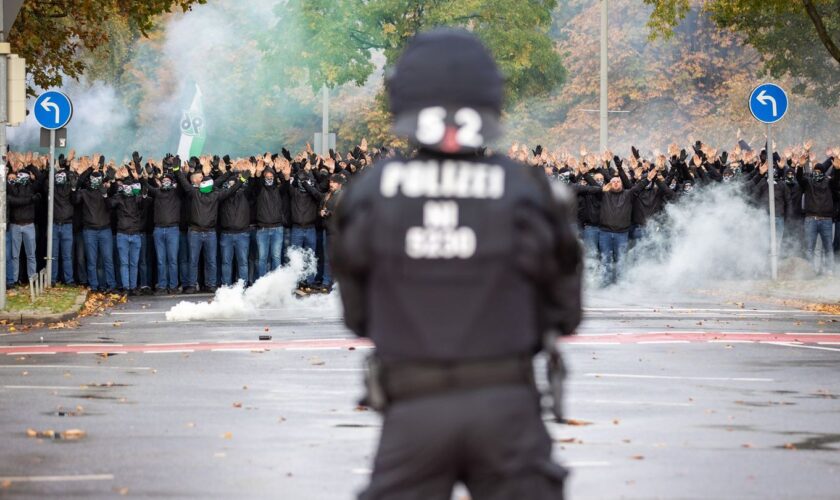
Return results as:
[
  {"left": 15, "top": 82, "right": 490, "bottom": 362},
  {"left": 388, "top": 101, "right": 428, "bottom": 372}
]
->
[{"left": 177, "top": 84, "right": 206, "bottom": 159}]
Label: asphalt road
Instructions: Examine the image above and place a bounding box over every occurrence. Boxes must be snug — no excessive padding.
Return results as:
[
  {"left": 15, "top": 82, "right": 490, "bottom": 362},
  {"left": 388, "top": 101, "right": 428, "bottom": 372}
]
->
[{"left": 0, "top": 287, "right": 839, "bottom": 499}]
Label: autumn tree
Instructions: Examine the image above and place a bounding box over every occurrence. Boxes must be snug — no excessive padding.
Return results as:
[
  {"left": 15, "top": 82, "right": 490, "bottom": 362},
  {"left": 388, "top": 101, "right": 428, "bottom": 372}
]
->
[
  {"left": 259, "top": 0, "right": 566, "bottom": 105},
  {"left": 643, "top": 0, "right": 840, "bottom": 105},
  {"left": 8, "top": 0, "right": 206, "bottom": 94}
]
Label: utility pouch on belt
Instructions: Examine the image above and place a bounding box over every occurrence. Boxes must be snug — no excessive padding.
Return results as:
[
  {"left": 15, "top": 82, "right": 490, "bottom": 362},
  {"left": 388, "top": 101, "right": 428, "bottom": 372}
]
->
[
  {"left": 361, "top": 352, "right": 389, "bottom": 412},
  {"left": 544, "top": 332, "right": 566, "bottom": 422}
]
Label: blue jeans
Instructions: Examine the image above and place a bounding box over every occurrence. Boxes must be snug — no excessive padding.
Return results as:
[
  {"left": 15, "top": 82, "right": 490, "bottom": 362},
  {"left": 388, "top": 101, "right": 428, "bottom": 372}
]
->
[
  {"left": 153, "top": 227, "right": 180, "bottom": 289},
  {"left": 179, "top": 231, "right": 190, "bottom": 288},
  {"left": 116, "top": 233, "right": 142, "bottom": 290},
  {"left": 322, "top": 231, "right": 333, "bottom": 287},
  {"left": 598, "top": 230, "right": 630, "bottom": 285},
  {"left": 51, "top": 223, "right": 74, "bottom": 284},
  {"left": 256, "top": 227, "right": 285, "bottom": 279},
  {"left": 804, "top": 217, "right": 834, "bottom": 274},
  {"left": 188, "top": 229, "right": 217, "bottom": 288},
  {"left": 220, "top": 232, "right": 250, "bottom": 285},
  {"left": 138, "top": 234, "right": 151, "bottom": 288},
  {"left": 773, "top": 217, "right": 785, "bottom": 256},
  {"left": 290, "top": 226, "right": 318, "bottom": 284},
  {"left": 581, "top": 225, "right": 600, "bottom": 258},
  {"left": 630, "top": 224, "right": 646, "bottom": 241},
  {"left": 83, "top": 228, "right": 116, "bottom": 290},
  {"left": 8, "top": 223, "right": 36, "bottom": 285}
]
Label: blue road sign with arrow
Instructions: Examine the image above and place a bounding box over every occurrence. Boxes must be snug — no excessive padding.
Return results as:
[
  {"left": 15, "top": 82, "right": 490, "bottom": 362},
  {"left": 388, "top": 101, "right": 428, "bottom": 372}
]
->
[
  {"left": 33, "top": 91, "right": 73, "bottom": 130},
  {"left": 749, "top": 83, "right": 788, "bottom": 124}
]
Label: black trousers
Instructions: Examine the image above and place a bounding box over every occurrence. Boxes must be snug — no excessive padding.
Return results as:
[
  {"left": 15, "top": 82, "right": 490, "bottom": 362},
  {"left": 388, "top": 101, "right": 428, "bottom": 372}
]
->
[{"left": 358, "top": 384, "right": 566, "bottom": 500}]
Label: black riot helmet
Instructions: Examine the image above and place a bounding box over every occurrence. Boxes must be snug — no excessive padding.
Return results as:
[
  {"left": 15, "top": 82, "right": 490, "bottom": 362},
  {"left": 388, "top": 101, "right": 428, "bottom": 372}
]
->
[{"left": 386, "top": 28, "right": 504, "bottom": 154}]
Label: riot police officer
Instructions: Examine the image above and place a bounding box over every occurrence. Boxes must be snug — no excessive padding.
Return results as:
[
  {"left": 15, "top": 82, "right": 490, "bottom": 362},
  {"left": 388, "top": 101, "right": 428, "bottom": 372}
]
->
[{"left": 332, "top": 29, "right": 582, "bottom": 500}]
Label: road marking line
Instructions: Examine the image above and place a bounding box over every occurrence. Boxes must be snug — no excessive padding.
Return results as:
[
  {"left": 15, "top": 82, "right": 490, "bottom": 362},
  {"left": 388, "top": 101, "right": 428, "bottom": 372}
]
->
[
  {"left": 77, "top": 351, "right": 128, "bottom": 355},
  {"left": 707, "top": 340, "right": 754, "bottom": 344},
  {"left": 145, "top": 342, "right": 200, "bottom": 346},
  {"left": 765, "top": 342, "right": 840, "bottom": 353},
  {"left": 68, "top": 344, "right": 123, "bottom": 347},
  {"left": 572, "top": 399, "right": 693, "bottom": 407},
  {"left": 584, "top": 373, "right": 774, "bottom": 382},
  {"left": 2, "top": 385, "right": 92, "bottom": 390},
  {"left": 565, "top": 461, "right": 612, "bottom": 467},
  {"left": 0, "top": 365, "right": 153, "bottom": 370},
  {"left": 567, "top": 342, "right": 621, "bottom": 346},
  {"left": 817, "top": 342, "right": 840, "bottom": 345},
  {"left": 210, "top": 348, "right": 254, "bottom": 352},
  {"left": 286, "top": 347, "right": 343, "bottom": 351},
  {"left": 0, "top": 474, "right": 114, "bottom": 483},
  {"left": 637, "top": 341, "right": 691, "bottom": 344},
  {"left": 6, "top": 352, "right": 55, "bottom": 356},
  {"left": 143, "top": 349, "right": 194, "bottom": 354}
]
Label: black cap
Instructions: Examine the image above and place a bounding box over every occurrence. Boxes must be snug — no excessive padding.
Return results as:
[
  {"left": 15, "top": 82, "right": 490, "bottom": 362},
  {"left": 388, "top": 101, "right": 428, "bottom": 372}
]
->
[{"left": 387, "top": 28, "right": 504, "bottom": 152}]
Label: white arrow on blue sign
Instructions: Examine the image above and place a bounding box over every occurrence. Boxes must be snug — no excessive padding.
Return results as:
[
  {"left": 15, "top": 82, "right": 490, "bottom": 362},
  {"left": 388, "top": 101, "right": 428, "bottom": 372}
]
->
[
  {"left": 33, "top": 91, "right": 73, "bottom": 130},
  {"left": 749, "top": 83, "right": 788, "bottom": 124}
]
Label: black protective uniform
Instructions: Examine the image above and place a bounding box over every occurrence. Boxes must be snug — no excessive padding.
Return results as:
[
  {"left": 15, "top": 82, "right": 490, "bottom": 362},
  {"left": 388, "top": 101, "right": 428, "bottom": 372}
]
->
[
  {"left": 253, "top": 169, "right": 291, "bottom": 228},
  {"left": 72, "top": 169, "right": 111, "bottom": 230},
  {"left": 176, "top": 170, "right": 242, "bottom": 231},
  {"left": 332, "top": 29, "right": 581, "bottom": 500}
]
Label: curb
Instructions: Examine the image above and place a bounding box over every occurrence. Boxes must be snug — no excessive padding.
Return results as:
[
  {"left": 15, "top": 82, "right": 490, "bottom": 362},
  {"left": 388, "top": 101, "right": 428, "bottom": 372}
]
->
[{"left": 0, "top": 290, "right": 90, "bottom": 325}]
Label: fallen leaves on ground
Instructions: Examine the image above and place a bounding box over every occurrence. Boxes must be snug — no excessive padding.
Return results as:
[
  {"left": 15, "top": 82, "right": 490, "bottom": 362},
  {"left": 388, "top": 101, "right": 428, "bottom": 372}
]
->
[
  {"left": 222, "top": 432, "right": 233, "bottom": 440},
  {"left": 232, "top": 402, "right": 242, "bottom": 408},
  {"left": 630, "top": 455, "right": 645, "bottom": 460},
  {"left": 1, "top": 480, "right": 11, "bottom": 488},
  {"left": 783, "top": 443, "right": 797, "bottom": 450},
  {"left": 25, "top": 428, "right": 86, "bottom": 440},
  {"left": 562, "top": 418, "right": 593, "bottom": 426}
]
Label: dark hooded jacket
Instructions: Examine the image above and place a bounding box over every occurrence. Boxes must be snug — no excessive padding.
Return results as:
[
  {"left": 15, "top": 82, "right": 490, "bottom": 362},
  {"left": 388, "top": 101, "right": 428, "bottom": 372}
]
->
[{"left": 252, "top": 169, "right": 291, "bottom": 228}]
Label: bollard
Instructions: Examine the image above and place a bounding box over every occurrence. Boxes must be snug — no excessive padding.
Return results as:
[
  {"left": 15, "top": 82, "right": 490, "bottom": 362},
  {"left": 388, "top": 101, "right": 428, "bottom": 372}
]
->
[{"left": 29, "top": 275, "right": 36, "bottom": 303}]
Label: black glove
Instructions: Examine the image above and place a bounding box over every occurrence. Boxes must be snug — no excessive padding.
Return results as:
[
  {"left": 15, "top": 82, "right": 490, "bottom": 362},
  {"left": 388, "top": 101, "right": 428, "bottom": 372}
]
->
[
  {"left": 188, "top": 157, "right": 198, "bottom": 171},
  {"left": 329, "top": 149, "right": 336, "bottom": 160},
  {"left": 533, "top": 145, "right": 543, "bottom": 157},
  {"left": 720, "top": 151, "right": 728, "bottom": 165},
  {"left": 680, "top": 149, "right": 688, "bottom": 162},
  {"left": 212, "top": 155, "right": 220, "bottom": 169},
  {"left": 172, "top": 155, "right": 181, "bottom": 171},
  {"left": 31, "top": 193, "right": 41, "bottom": 202},
  {"left": 631, "top": 146, "right": 640, "bottom": 160},
  {"left": 240, "top": 169, "right": 251, "bottom": 180},
  {"left": 613, "top": 156, "right": 623, "bottom": 169},
  {"left": 249, "top": 156, "right": 257, "bottom": 164},
  {"left": 105, "top": 167, "right": 116, "bottom": 181},
  {"left": 144, "top": 162, "right": 154, "bottom": 176},
  {"left": 98, "top": 155, "right": 106, "bottom": 169},
  {"left": 69, "top": 174, "right": 79, "bottom": 190},
  {"left": 222, "top": 154, "right": 231, "bottom": 167},
  {"left": 281, "top": 148, "right": 292, "bottom": 162},
  {"left": 132, "top": 151, "right": 142, "bottom": 168}
]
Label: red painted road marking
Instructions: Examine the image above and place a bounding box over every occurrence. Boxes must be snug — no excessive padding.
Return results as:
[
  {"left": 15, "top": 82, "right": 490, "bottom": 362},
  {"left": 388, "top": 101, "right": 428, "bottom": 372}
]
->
[{"left": 2, "top": 332, "right": 840, "bottom": 355}]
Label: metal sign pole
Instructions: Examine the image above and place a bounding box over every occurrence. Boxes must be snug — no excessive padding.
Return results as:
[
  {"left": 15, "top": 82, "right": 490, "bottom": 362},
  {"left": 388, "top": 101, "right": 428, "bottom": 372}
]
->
[
  {"left": 0, "top": 1, "right": 7, "bottom": 309},
  {"left": 45, "top": 129, "right": 55, "bottom": 288},
  {"left": 767, "top": 123, "right": 778, "bottom": 281}
]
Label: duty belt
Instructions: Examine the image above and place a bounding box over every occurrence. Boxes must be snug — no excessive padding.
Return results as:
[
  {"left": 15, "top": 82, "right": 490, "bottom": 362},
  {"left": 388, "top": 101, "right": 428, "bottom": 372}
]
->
[{"left": 382, "top": 355, "right": 535, "bottom": 403}]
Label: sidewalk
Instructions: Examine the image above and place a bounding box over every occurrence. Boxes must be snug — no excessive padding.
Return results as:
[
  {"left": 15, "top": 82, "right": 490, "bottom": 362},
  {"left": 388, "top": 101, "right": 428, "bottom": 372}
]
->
[{"left": 0, "top": 286, "right": 89, "bottom": 326}]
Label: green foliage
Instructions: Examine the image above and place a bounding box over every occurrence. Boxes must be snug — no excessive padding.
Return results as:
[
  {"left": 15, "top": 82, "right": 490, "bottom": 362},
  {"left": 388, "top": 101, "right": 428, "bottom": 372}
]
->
[
  {"left": 9, "top": 0, "right": 206, "bottom": 94},
  {"left": 643, "top": 0, "right": 840, "bottom": 106},
  {"left": 259, "top": 0, "right": 566, "bottom": 105}
]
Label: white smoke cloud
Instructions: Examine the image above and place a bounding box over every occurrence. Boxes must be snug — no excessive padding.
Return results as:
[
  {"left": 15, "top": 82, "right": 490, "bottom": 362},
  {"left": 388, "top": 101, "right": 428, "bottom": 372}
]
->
[{"left": 165, "top": 248, "right": 341, "bottom": 322}]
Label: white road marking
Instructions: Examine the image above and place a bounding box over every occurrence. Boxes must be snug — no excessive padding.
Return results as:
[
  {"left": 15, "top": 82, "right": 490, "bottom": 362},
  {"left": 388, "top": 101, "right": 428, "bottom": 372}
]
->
[
  {"left": 765, "top": 342, "right": 840, "bottom": 353},
  {"left": 0, "top": 365, "right": 153, "bottom": 370},
  {"left": 6, "top": 352, "right": 55, "bottom": 356},
  {"left": 584, "top": 373, "right": 774, "bottom": 382},
  {"left": 817, "top": 342, "right": 840, "bottom": 345},
  {"left": 143, "top": 350, "right": 194, "bottom": 354},
  {"left": 565, "top": 461, "right": 612, "bottom": 468},
  {"left": 707, "top": 340, "right": 754, "bottom": 344},
  {"left": 285, "top": 347, "right": 344, "bottom": 351},
  {"left": 209, "top": 348, "right": 254, "bottom": 352},
  {"left": 146, "top": 342, "right": 199, "bottom": 346},
  {"left": 572, "top": 399, "right": 693, "bottom": 407},
  {"left": 637, "top": 341, "right": 691, "bottom": 344},
  {"left": 567, "top": 342, "right": 621, "bottom": 346},
  {"left": 0, "top": 474, "right": 114, "bottom": 483},
  {"left": 2, "top": 385, "right": 94, "bottom": 390}
]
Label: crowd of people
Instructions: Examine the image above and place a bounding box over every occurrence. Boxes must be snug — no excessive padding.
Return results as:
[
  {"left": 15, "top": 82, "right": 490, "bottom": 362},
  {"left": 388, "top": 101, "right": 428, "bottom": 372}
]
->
[
  {"left": 4, "top": 138, "right": 839, "bottom": 294},
  {"left": 512, "top": 140, "right": 840, "bottom": 284}
]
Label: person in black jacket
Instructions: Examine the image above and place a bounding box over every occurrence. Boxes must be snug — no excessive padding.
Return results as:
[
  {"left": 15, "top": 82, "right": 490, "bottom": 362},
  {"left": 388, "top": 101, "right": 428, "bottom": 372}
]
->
[
  {"left": 109, "top": 170, "right": 146, "bottom": 295},
  {"left": 6, "top": 160, "right": 44, "bottom": 287},
  {"left": 782, "top": 158, "right": 805, "bottom": 257},
  {"left": 72, "top": 160, "right": 117, "bottom": 292},
  {"left": 748, "top": 160, "right": 789, "bottom": 256},
  {"left": 797, "top": 156, "right": 838, "bottom": 275},
  {"left": 289, "top": 159, "right": 323, "bottom": 289},
  {"left": 218, "top": 160, "right": 253, "bottom": 286},
  {"left": 253, "top": 158, "right": 291, "bottom": 280},
  {"left": 176, "top": 159, "right": 245, "bottom": 293},
  {"left": 50, "top": 156, "right": 78, "bottom": 285},
  {"left": 597, "top": 161, "right": 648, "bottom": 285},
  {"left": 143, "top": 160, "right": 183, "bottom": 295},
  {"left": 333, "top": 29, "right": 580, "bottom": 500},
  {"left": 317, "top": 173, "right": 345, "bottom": 292}
]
